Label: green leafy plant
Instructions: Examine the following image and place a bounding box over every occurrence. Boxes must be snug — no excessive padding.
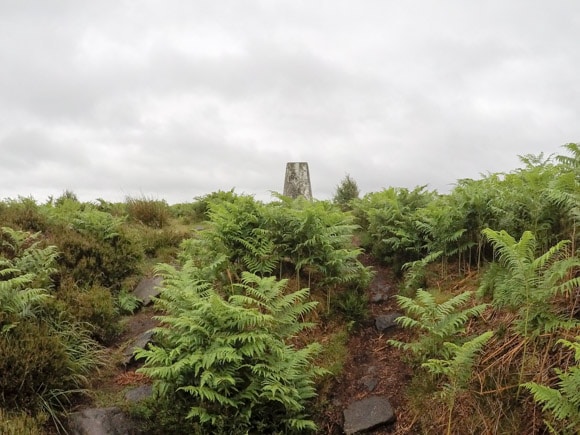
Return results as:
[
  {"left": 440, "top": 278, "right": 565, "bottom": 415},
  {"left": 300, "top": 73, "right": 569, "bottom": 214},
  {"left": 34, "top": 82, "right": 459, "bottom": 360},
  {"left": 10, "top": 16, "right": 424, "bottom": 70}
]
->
[
  {"left": 388, "top": 289, "right": 487, "bottom": 361},
  {"left": 0, "top": 229, "right": 106, "bottom": 429},
  {"left": 136, "top": 267, "right": 326, "bottom": 434},
  {"left": 422, "top": 331, "right": 494, "bottom": 435},
  {"left": 117, "top": 289, "right": 142, "bottom": 315},
  {"left": 401, "top": 250, "right": 443, "bottom": 297},
  {"left": 523, "top": 336, "right": 580, "bottom": 434},
  {"left": 478, "top": 229, "right": 580, "bottom": 337},
  {"left": 267, "top": 197, "right": 371, "bottom": 289},
  {"left": 191, "top": 188, "right": 238, "bottom": 222},
  {"left": 352, "top": 186, "right": 436, "bottom": 272},
  {"left": 333, "top": 173, "right": 360, "bottom": 210},
  {"left": 334, "top": 288, "right": 369, "bottom": 325},
  {"left": 0, "top": 228, "right": 56, "bottom": 329}
]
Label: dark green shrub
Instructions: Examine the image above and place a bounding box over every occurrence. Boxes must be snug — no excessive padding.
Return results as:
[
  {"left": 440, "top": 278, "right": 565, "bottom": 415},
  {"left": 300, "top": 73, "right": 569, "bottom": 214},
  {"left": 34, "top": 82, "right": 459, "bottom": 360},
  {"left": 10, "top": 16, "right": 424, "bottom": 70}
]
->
[
  {"left": 0, "top": 197, "right": 48, "bottom": 232},
  {"left": 56, "top": 279, "right": 120, "bottom": 343},
  {"left": 51, "top": 224, "right": 142, "bottom": 290},
  {"left": 125, "top": 196, "right": 170, "bottom": 228},
  {"left": 333, "top": 173, "right": 360, "bottom": 210},
  {"left": 0, "top": 228, "right": 106, "bottom": 430},
  {"left": 191, "top": 188, "right": 238, "bottom": 221},
  {"left": 352, "top": 186, "right": 436, "bottom": 273},
  {"left": 54, "top": 190, "right": 79, "bottom": 206},
  {"left": 0, "top": 320, "right": 78, "bottom": 410}
]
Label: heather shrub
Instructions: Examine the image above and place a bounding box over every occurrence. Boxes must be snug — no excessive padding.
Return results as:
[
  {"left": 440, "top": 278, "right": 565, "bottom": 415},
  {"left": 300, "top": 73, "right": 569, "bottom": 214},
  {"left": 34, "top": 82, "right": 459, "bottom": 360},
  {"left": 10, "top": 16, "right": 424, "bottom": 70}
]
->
[
  {"left": 0, "top": 228, "right": 106, "bottom": 423},
  {"left": 56, "top": 278, "right": 120, "bottom": 343},
  {"left": 0, "top": 197, "right": 48, "bottom": 232},
  {"left": 0, "top": 320, "right": 74, "bottom": 410},
  {"left": 52, "top": 223, "right": 141, "bottom": 290}
]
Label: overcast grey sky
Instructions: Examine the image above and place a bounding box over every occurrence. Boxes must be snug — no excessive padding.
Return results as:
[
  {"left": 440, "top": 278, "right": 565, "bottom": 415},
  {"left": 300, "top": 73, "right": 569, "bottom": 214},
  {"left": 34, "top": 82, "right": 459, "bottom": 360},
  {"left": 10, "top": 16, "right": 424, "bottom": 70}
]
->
[{"left": 1, "top": 1, "right": 578, "bottom": 203}]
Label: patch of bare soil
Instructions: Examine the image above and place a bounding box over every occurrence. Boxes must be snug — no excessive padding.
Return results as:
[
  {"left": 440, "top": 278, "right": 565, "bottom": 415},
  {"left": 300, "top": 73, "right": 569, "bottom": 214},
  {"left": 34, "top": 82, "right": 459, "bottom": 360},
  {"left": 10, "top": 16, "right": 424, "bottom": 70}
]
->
[{"left": 319, "top": 255, "right": 417, "bottom": 434}]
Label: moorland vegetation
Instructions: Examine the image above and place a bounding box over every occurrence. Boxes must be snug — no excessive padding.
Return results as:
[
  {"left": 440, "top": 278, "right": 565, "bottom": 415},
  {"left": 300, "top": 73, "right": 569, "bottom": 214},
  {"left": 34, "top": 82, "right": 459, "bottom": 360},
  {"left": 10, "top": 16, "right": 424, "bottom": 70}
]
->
[{"left": 0, "top": 143, "right": 578, "bottom": 434}]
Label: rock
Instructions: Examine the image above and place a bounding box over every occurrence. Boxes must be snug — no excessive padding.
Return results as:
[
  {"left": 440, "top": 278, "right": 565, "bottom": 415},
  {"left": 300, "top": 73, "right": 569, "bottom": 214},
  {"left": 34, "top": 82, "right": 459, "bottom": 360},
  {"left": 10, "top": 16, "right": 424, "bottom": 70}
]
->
[
  {"left": 125, "top": 384, "right": 153, "bottom": 403},
  {"left": 375, "top": 312, "right": 402, "bottom": 332},
  {"left": 122, "top": 330, "right": 154, "bottom": 365},
  {"left": 68, "top": 407, "right": 141, "bottom": 435},
  {"left": 370, "top": 284, "right": 391, "bottom": 303},
  {"left": 343, "top": 396, "right": 395, "bottom": 434},
  {"left": 370, "top": 292, "right": 387, "bottom": 303},
  {"left": 361, "top": 377, "right": 378, "bottom": 392},
  {"left": 132, "top": 276, "right": 163, "bottom": 306}
]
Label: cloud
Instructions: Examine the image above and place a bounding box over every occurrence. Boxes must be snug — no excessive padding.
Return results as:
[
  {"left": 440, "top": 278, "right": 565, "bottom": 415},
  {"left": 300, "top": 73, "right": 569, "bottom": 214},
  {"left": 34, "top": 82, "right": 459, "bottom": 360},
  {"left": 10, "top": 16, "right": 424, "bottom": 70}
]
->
[{"left": 0, "top": 1, "right": 578, "bottom": 203}]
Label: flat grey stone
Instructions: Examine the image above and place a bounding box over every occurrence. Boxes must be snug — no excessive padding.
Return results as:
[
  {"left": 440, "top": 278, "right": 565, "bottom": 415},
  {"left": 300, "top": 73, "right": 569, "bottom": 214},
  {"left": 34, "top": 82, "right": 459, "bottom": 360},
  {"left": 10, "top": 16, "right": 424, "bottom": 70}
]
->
[
  {"left": 125, "top": 384, "right": 153, "bottom": 403},
  {"left": 132, "top": 276, "right": 163, "bottom": 306},
  {"left": 68, "top": 407, "right": 141, "bottom": 435},
  {"left": 343, "top": 396, "right": 395, "bottom": 434},
  {"left": 361, "top": 377, "right": 378, "bottom": 392},
  {"left": 122, "top": 330, "right": 154, "bottom": 365},
  {"left": 375, "top": 312, "right": 402, "bottom": 332}
]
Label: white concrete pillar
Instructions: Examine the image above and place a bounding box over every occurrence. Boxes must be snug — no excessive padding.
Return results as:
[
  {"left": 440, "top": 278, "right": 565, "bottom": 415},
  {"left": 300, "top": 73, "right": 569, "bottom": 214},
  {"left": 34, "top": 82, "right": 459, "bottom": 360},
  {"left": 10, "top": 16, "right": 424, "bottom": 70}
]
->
[{"left": 283, "top": 162, "right": 312, "bottom": 200}]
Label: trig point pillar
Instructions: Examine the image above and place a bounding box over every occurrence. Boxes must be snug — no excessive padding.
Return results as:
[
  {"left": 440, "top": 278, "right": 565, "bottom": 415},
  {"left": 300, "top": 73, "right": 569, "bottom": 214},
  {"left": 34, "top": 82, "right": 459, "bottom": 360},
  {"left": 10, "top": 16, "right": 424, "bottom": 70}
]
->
[{"left": 283, "top": 162, "right": 312, "bottom": 200}]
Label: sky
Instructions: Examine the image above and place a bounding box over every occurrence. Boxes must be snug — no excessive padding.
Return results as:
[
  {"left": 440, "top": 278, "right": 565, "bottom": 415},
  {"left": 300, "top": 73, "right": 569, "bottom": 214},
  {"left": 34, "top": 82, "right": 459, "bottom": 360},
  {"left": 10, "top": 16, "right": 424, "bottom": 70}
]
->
[{"left": 1, "top": 1, "right": 579, "bottom": 204}]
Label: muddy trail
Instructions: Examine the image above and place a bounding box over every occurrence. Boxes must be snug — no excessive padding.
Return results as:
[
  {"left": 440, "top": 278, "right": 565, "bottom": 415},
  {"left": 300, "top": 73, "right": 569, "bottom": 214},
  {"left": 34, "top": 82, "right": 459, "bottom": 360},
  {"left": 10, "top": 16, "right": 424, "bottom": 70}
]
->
[
  {"left": 83, "top": 256, "right": 415, "bottom": 434},
  {"left": 319, "top": 255, "right": 415, "bottom": 434}
]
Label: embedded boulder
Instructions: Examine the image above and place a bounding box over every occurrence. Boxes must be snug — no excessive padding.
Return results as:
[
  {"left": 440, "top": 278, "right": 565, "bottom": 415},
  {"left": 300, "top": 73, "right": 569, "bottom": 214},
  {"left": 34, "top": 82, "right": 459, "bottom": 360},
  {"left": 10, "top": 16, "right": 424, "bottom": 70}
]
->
[
  {"left": 375, "top": 312, "right": 402, "bottom": 332},
  {"left": 67, "top": 407, "right": 141, "bottom": 435},
  {"left": 370, "top": 284, "right": 391, "bottom": 303},
  {"left": 125, "top": 384, "right": 153, "bottom": 403},
  {"left": 122, "top": 330, "right": 154, "bottom": 365},
  {"left": 132, "top": 276, "right": 162, "bottom": 306},
  {"left": 343, "top": 395, "right": 395, "bottom": 434}
]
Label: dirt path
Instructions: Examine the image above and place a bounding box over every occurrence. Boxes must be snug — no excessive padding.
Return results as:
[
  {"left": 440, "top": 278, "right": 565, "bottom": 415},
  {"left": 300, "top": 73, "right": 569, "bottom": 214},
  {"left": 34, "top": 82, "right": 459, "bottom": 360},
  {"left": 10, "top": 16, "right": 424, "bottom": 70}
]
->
[
  {"left": 86, "top": 307, "right": 158, "bottom": 405},
  {"left": 320, "top": 255, "right": 415, "bottom": 434}
]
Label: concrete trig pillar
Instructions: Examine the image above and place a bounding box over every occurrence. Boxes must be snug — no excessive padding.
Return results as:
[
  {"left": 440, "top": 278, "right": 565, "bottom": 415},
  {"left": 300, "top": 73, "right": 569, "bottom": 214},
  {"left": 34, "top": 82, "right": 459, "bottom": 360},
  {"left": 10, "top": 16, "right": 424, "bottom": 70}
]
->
[{"left": 283, "top": 162, "right": 312, "bottom": 200}]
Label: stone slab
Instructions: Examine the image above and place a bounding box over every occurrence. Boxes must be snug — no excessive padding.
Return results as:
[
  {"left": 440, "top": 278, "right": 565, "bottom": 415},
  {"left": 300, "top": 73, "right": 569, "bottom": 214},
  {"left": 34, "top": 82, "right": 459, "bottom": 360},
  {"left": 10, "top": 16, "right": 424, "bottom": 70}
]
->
[
  {"left": 375, "top": 312, "right": 402, "bottom": 332},
  {"left": 361, "top": 377, "right": 378, "bottom": 392},
  {"left": 343, "top": 395, "right": 395, "bottom": 434},
  {"left": 132, "top": 276, "right": 163, "bottom": 306},
  {"left": 122, "top": 330, "right": 154, "bottom": 365},
  {"left": 370, "top": 284, "right": 391, "bottom": 303},
  {"left": 125, "top": 384, "right": 153, "bottom": 403},
  {"left": 68, "top": 407, "right": 141, "bottom": 435}
]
